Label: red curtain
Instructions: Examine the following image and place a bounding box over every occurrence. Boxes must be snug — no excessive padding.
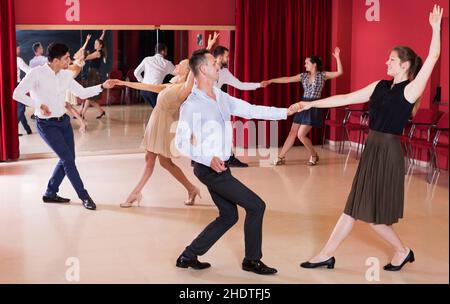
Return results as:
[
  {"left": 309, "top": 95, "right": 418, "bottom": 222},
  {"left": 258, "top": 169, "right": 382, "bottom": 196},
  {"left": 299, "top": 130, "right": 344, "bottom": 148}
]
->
[
  {"left": 232, "top": 0, "right": 332, "bottom": 148},
  {"left": 0, "top": 0, "right": 19, "bottom": 161}
]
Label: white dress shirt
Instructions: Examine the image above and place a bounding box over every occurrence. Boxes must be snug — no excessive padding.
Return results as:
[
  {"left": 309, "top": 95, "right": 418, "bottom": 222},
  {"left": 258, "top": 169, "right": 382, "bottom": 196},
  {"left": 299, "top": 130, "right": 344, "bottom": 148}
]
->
[
  {"left": 17, "top": 57, "right": 31, "bottom": 82},
  {"left": 216, "top": 68, "right": 261, "bottom": 90},
  {"left": 29, "top": 55, "right": 47, "bottom": 68},
  {"left": 13, "top": 64, "right": 103, "bottom": 119},
  {"left": 134, "top": 54, "right": 175, "bottom": 84},
  {"left": 176, "top": 86, "right": 287, "bottom": 167}
]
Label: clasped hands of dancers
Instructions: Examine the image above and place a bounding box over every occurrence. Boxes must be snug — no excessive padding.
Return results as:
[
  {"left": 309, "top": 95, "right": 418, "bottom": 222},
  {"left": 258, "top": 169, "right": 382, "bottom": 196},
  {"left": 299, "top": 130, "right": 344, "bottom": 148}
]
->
[{"left": 12, "top": 5, "right": 442, "bottom": 275}]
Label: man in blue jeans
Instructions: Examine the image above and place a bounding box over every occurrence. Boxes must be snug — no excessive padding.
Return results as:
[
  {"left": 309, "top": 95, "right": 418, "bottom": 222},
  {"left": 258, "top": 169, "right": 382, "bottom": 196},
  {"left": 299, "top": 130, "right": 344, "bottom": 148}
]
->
[{"left": 13, "top": 43, "right": 114, "bottom": 210}]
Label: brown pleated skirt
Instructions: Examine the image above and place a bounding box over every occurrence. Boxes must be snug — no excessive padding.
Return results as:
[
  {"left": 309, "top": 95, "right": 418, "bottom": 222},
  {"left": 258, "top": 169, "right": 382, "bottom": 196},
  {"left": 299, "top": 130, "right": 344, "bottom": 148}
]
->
[{"left": 344, "top": 130, "right": 405, "bottom": 225}]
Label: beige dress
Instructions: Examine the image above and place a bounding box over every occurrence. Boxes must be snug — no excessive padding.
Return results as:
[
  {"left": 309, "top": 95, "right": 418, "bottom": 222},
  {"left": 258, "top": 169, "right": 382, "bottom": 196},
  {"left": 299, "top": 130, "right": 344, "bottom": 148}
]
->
[
  {"left": 141, "top": 82, "right": 190, "bottom": 158},
  {"left": 66, "top": 59, "right": 85, "bottom": 105}
]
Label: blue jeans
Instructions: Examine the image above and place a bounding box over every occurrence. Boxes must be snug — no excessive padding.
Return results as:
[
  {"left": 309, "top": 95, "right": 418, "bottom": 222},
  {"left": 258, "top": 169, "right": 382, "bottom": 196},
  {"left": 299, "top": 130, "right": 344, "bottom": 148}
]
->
[
  {"left": 36, "top": 115, "right": 89, "bottom": 200},
  {"left": 141, "top": 90, "right": 158, "bottom": 108},
  {"left": 17, "top": 102, "right": 32, "bottom": 134}
]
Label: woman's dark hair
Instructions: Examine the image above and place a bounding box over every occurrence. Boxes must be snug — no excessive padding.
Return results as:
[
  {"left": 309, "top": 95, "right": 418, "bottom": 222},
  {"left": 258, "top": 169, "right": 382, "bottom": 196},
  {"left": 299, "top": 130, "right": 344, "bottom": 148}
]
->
[
  {"left": 307, "top": 55, "right": 323, "bottom": 71},
  {"left": 392, "top": 46, "right": 423, "bottom": 80},
  {"left": 47, "top": 43, "right": 69, "bottom": 62},
  {"left": 96, "top": 39, "right": 107, "bottom": 62}
]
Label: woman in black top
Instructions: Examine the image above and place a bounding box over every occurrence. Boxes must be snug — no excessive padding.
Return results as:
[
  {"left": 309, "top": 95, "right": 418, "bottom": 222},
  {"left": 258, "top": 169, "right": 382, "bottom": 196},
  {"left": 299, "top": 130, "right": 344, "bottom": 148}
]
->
[
  {"left": 81, "top": 30, "right": 107, "bottom": 119},
  {"left": 293, "top": 5, "right": 443, "bottom": 271}
]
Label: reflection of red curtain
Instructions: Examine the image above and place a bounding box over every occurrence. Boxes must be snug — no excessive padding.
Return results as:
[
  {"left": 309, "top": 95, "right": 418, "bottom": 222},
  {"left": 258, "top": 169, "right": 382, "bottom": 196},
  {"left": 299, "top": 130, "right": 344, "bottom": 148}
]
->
[
  {"left": 0, "top": 0, "right": 19, "bottom": 161},
  {"left": 123, "top": 30, "right": 140, "bottom": 73},
  {"left": 174, "top": 30, "right": 188, "bottom": 64},
  {"left": 232, "top": 0, "right": 332, "bottom": 148}
]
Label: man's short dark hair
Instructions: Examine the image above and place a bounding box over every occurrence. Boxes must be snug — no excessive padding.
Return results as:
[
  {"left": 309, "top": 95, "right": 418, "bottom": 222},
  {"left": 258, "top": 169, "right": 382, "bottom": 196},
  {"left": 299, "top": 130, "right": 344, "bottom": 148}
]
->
[
  {"left": 32, "top": 42, "right": 43, "bottom": 53},
  {"left": 212, "top": 46, "right": 229, "bottom": 58},
  {"left": 189, "top": 49, "right": 210, "bottom": 77},
  {"left": 47, "top": 43, "right": 70, "bottom": 62},
  {"left": 155, "top": 43, "right": 167, "bottom": 54}
]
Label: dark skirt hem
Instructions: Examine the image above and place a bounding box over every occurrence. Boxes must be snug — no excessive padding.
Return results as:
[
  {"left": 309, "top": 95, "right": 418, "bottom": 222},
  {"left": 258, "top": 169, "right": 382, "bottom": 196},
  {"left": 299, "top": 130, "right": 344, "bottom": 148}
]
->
[
  {"left": 343, "top": 130, "right": 405, "bottom": 225},
  {"left": 343, "top": 211, "right": 403, "bottom": 226}
]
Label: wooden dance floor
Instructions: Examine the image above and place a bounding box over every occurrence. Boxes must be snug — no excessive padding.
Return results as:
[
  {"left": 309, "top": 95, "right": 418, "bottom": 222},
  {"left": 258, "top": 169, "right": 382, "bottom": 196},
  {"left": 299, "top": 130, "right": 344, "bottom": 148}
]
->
[{"left": 1, "top": 105, "right": 448, "bottom": 283}]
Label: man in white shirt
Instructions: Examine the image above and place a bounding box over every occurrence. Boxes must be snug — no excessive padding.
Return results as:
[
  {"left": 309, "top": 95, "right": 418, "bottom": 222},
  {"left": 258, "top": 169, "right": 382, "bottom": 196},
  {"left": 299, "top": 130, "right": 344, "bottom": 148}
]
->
[
  {"left": 212, "top": 45, "right": 268, "bottom": 167},
  {"left": 214, "top": 45, "right": 262, "bottom": 91},
  {"left": 134, "top": 43, "right": 175, "bottom": 108},
  {"left": 29, "top": 42, "right": 48, "bottom": 120},
  {"left": 29, "top": 42, "right": 47, "bottom": 68},
  {"left": 175, "top": 49, "right": 295, "bottom": 275},
  {"left": 13, "top": 43, "right": 114, "bottom": 210},
  {"left": 16, "top": 46, "right": 32, "bottom": 135}
]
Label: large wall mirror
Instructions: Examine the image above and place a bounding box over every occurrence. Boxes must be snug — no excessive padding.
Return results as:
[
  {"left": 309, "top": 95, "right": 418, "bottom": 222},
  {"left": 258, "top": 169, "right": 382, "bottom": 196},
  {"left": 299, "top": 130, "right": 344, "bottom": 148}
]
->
[{"left": 16, "top": 28, "right": 233, "bottom": 158}]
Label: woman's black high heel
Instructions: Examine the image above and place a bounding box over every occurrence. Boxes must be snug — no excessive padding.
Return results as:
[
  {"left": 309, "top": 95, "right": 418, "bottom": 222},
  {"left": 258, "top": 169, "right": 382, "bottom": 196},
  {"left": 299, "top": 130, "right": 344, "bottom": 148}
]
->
[
  {"left": 96, "top": 111, "right": 106, "bottom": 119},
  {"left": 383, "top": 250, "right": 415, "bottom": 271}
]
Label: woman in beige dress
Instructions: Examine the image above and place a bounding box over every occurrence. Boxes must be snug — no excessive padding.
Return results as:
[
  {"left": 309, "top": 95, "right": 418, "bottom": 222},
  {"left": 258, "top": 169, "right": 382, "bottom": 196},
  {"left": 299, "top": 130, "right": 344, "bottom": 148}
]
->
[
  {"left": 115, "top": 33, "right": 219, "bottom": 208},
  {"left": 64, "top": 35, "right": 92, "bottom": 133}
]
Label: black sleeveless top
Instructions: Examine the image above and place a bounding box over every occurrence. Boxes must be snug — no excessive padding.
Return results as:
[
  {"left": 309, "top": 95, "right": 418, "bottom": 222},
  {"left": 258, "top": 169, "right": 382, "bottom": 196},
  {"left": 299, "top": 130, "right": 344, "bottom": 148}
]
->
[
  {"left": 89, "top": 50, "right": 103, "bottom": 69},
  {"left": 368, "top": 80, "right": 414, "bottom": 135}
]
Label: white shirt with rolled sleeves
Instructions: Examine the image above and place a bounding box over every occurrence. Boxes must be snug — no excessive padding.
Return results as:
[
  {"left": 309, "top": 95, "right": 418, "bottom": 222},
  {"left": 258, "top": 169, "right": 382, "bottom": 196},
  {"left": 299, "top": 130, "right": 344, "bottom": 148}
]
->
[
  {"left": 17, "top": 57, "right": 31, "bottom": 82},
  {"left": 13, "top": 64, "right": 103, "bottom": 119},
  {"left": 176, "top": 86, "right": 287, "bottom": 167},
  {"left": 134, "top": 54, "right": 175, "bottom": 85},
  {"left": 29, "top": 55, "right": 47, "bottom": 68},
  {"left": 215, "top": 67, "right": 261, "bottom": 90}
]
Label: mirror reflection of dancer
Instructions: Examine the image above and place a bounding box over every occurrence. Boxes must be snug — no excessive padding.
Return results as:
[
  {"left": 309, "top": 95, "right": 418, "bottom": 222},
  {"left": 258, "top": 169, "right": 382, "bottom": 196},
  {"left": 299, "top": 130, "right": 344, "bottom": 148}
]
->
[
  {"left": 29, "top": 42, "right": 47, "bottom": 120},
  {"left": 65, "top": 34, "right": 92, "bottom": 133},
  {"left": 114, "top": 33, "right": 220, "bottom": 208},
  {"left": 29, "top": 42, "right": 47, "bottom": 68},
  {"left": 81, "top": 30, "right": 107, "bottom": 119},
  {"left": 294, "top": 5, "right": 443, "bottom": 271},
  {"left": 134, "top": 43, "right": 176, "bottom": 108},
  {"left": 16, "top": 46, "right": 32, "bottom": 136},
  {"left": 262, "top": 48, "right": 343, "bottom": 166}
]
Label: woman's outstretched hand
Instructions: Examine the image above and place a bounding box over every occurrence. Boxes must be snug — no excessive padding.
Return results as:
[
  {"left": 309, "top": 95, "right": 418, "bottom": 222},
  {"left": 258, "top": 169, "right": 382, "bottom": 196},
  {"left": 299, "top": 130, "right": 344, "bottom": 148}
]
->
[
  {"left": 332, "top": 47, "right": 340, "bottom": 59},
  {"left": 429, "top": 4, "right": 443, "bottom": 30}
]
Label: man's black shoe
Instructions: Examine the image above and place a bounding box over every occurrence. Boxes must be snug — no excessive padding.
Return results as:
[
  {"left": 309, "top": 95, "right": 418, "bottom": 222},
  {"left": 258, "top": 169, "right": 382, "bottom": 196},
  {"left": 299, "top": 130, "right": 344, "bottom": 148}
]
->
[
  {"left": 242, "top": 259, "right": 277, "bottom": 275},
  {"left": 227, "top": 155, "right": 249, "bottom": 167},
  {"left": 176, "top": 254, "right": 211, "bottom": 270},
  {"left": 81, "top": 197, "right": 96, "bottom": 210},
  {"left": 42, "top": 195, "right": 71, "bottom": 203}
]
